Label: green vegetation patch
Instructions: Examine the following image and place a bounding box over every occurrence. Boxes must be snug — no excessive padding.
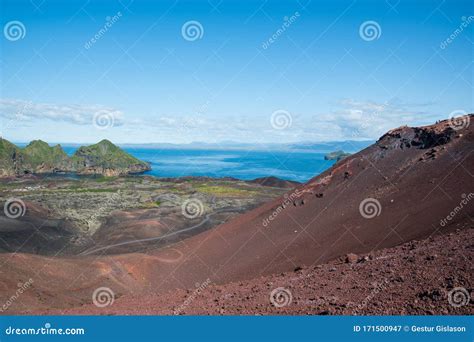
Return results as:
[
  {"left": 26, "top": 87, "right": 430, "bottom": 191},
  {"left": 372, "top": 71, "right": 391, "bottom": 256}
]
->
[
  {"left": 94, "top": 176, "right": 118, "bottom": 183},
  {"left": 63, "top": 187, "right": 117, "bottom": 193},
  {"left": 140, "top": 201, "right": 161, "bottom": 209},
  {"left": 195, "top": 184, "right": 256, "bottom": 196}
]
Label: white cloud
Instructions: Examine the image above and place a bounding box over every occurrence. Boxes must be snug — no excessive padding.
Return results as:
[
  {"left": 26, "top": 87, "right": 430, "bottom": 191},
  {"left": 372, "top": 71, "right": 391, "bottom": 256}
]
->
[
  {"left": 96, "top": 98, "right": 438, "bottom": 143},
  {"left": 314, "top": 98, "right": 437, "bottom": 140},
  {"left": 0, "top": 98, "right": 441, "bottom": 143},
  {"left": 0, "top": 99, "right": 125, "bottom": 126}
]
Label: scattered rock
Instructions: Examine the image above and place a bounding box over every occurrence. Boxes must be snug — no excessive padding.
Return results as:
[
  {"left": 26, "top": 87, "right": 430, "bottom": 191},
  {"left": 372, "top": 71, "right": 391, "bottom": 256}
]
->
[{"left": 345, "top": 253, "right": 359, "bottom": 264}]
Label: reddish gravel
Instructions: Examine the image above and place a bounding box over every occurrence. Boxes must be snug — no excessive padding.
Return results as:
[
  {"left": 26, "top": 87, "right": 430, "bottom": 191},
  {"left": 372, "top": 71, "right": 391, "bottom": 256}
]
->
[
  {"left": 0, "top": 116, "right": 472, "bottom": 314},
  {"left": 42, "top": 224, "right": 474, "bottom": 315},
  {"left": 107, "top": 116, "right": 473, "bottom": 294}
]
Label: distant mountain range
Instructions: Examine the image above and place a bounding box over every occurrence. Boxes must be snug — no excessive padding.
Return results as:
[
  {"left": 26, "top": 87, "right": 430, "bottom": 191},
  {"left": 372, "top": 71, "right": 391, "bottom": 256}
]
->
[
  {"left": 112, "top": 140, "right": 374, "bottom": 153},
  {"left": 0, "top": 139, "right": 150, "bottom": 177}
]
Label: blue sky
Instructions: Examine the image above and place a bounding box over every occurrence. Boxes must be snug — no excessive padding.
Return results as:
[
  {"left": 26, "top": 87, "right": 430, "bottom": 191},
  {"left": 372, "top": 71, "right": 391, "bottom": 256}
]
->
[{"left": 0, "top": 0, "right": 472, "bottom": 144}]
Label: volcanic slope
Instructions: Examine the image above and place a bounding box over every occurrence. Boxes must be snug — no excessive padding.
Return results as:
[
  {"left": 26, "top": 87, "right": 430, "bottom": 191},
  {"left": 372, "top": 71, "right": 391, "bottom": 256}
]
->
[
  {"left": 43, "top": 224, "right": 474, "bottom": 315},
  {"left": 0, "top": 116, "right": 472, "bottom": 313},
  {"left": 135, "top": 115, "right": 474, "bottom": 292}
]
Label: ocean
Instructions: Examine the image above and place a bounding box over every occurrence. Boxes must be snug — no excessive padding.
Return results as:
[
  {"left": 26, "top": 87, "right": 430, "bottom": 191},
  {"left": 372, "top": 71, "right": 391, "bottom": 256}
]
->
[{"left": 61, "top": 146, "right": 339, "bottom": 183}]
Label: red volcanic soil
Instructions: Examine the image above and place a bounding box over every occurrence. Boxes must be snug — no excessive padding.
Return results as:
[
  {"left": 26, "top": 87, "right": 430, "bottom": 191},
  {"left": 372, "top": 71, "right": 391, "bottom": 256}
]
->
[
  {"left": 0, "top": 115, "right": 473, "bottom": 314},
  {"left": 114, "top": 116, "right": 473, "bottom": 293},
  {"left": 41, "top": 224, "right": 474, "bottom": 315}
]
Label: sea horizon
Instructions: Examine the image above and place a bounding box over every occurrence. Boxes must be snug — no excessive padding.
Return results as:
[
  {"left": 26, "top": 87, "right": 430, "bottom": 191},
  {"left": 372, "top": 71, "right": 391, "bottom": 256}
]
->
[{"left": 13, "top": 140, "right": 373, "bottom": 182}]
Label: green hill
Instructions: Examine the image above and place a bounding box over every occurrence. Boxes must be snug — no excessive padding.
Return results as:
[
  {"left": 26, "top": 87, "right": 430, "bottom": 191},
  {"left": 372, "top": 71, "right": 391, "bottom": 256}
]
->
[
  {"left": 0, "top": 138, "right": 27, "bottom": 176},
  {"left": 23, "top": 140, "right": 71, "bottom": 172},
  {"left": 72, "top": 139, "right": 151, "bottom": 176},
  {"left": 0, "top": 138, "right": 151, "bottom": 177}
]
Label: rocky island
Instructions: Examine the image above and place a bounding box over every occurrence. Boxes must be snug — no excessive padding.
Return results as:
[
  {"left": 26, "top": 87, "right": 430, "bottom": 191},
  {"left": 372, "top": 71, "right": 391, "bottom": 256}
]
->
[
  {"left": 70, "top": 139, "right": 151, "bottom": 176},
  {"left": 324, "top": 150, "right": 351, "bottom": 161},
  {"left": 0, "top": 138, "right": 151, "bottom": 177}
]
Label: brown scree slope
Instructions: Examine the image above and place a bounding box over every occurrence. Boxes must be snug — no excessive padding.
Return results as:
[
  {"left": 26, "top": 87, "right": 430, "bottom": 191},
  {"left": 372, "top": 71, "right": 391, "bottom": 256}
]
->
[{"left": 43, "top": 224, "right": 474, "bottom": 315}]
